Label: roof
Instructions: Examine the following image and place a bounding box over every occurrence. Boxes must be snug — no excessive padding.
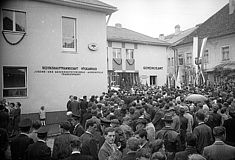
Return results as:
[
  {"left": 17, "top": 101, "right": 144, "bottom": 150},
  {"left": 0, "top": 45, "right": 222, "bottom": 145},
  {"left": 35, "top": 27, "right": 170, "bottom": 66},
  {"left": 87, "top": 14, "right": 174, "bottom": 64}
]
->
[
  {"left": 214, "top": 61, "right": 235, "bottom": 71},
  {"left": 177, "top": 4, "right": 235, "bottom": 46},
  {"left": 107, "top": 26, "right": 169, "bottom": 46},
  {"left": 36, "top": 0, "right": 117, "bottom": 14},
  {"left": 164, "top": 26, "right": 198, "bottom": 45}
]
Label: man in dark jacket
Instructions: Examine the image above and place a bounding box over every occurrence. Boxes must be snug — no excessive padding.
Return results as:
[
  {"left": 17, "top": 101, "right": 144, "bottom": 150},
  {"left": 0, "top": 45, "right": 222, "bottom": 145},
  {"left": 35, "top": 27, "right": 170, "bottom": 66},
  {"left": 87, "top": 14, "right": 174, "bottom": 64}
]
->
[
  {"left": 223, "top": 106, "right": 235, "bottom": 146},
  {"left": 193, "top": 110, "right": 213, "bottom": 154},
  {"left": 52, "top": 121, "right": 79, "bottom": 160},
  {"left": 10, "top": 118, "right": 34, "bottom": 160},
  {"left": 203, "top": 126, "right": 235, "bottom": 160},
  {"left": 63, "top": 139, "right": 92, "bottom": 160},
  {"left": 80, "top": 119, "right": 99, "bottom": 160},
  {"left": 155, "top": 114, "right": 181, "bottom": 160},
  {"left": 72, "top": 114, "right": 84, "bottom": 137},
  {"left": 26, "top": 126, "right": 51, "bottom": 160},
  {"left": 122, "top": 137, "right": 139, "bottom": 160},
  {"left": 174, "top": 133, "right": 198, "bottom": 160}
]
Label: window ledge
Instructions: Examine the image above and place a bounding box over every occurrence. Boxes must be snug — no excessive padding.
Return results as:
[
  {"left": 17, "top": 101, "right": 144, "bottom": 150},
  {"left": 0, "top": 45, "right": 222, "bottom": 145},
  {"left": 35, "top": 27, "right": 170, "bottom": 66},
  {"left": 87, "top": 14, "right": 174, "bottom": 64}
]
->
[
  {"left": 2, "top": 30, "right": 26, "bottom": 35},
  {"left": 62, "top": 51, "right": 78, "bottom": 54},
  {"left": 3, "top": 96, "right": 28, "bottom": 99}
]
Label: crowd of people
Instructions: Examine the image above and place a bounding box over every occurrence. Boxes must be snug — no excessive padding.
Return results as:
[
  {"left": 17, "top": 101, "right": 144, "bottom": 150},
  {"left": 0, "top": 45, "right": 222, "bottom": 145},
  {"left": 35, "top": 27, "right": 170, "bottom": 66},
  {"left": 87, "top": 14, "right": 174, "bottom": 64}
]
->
[{"left": 1, "top": 82, "right": 235, "bottom": 160}]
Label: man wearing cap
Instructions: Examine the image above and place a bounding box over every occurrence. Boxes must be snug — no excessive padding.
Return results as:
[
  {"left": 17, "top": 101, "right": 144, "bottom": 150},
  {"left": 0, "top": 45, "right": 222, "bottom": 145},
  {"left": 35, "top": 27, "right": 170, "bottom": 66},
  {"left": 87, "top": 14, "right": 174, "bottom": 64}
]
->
[
  {"left": 98, "top": 127, "right": 122, "bottom": 160},
  {"left": 10, "top": 118, "right": 34, "bottom": 160},
  {"left": 52, "top": 121, "right": 79, "bottom": 160},
  {"left": 155, "top": 114, "right": 181, "bottom": 160},
  {"left": 203, "top": 126, "right": 235, "bottom": 160},
  {"left": 26, "top": 126, "right": 51, "bottom": 160}
]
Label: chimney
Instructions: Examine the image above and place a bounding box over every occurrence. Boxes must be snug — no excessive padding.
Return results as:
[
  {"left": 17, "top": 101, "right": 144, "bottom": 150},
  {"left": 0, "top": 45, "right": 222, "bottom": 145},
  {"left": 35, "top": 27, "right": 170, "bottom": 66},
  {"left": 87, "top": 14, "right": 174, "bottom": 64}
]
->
[
  {"left": 115, "top": 23, "right": 122, "bottom": 28},
  {"left": 175, "top": 24, "right": 180, "bottom": 35},
  {"left": 159, "top": 34, "right": 165, "bottom": 40}
]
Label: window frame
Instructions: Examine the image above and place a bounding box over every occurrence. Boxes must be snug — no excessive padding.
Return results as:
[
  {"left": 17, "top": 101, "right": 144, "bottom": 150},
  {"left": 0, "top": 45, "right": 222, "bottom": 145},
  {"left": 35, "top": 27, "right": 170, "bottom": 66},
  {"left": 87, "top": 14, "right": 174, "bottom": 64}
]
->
[
  {"left": 2, "top": 66, "right": 28, "bottom": 98},
  {"left": 62, "top": 16, "right": 77, "bottom": 52},
  {"left": 126, "top": 49, "right": 134, "bottom": 59},
  {"left": 2, "top": 8, "right": 26, "bottom": 33},
  {"left": 112, "top": 48, "right": 122, "bottom": 59},
  {"left": 186, "top": 53, "right": 192, "bottom": 65},
  {"left": 204, "top": 49, "right": 209, "bottom": 63},
  {"left": 221, "top": 45, "right": 230, "bottom": 61},
  {"left": 178, "top": 54, "right": 184, "bottom": 66}
]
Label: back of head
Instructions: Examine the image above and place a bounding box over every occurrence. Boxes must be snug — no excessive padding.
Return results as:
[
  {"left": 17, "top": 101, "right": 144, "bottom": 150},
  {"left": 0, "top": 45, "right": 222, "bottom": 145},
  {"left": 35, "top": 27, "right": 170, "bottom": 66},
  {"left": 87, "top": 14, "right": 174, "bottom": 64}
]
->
[
  {"left": 188, "top": 154, "right": 206, "bottom": 160},
  {"left": 136, "top": 148, "right": 151, "bottom": 159},
  {"left": 213, "top": 126, "right": 226, "bottom": 138},
  {"left": 186, "top": 133, "right": 197, "bottom": 147},
  {"left": 71, "top": 139, "right": 81, "bottom": 149},
  {"left": 127, "top": 137, "right": 139, "bottom": 151},
  {"left": 32, "top": 120, "right": 41, "bottom": 130},
  {"left": 195, "top": 110, "right": 205, "bottom": 121},
  {"left": 151, "top": 152, "right": 166, "bottom": 160},
  {"left": 85, "top": 119, "right": 96, "bottom": 130}
]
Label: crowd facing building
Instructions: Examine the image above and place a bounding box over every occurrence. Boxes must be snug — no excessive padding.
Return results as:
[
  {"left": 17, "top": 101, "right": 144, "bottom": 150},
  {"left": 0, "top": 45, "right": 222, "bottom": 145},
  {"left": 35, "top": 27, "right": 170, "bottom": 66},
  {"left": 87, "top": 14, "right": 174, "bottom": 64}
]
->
[{"left": 1, "top": 84, "right": 235, "bottom": 160}]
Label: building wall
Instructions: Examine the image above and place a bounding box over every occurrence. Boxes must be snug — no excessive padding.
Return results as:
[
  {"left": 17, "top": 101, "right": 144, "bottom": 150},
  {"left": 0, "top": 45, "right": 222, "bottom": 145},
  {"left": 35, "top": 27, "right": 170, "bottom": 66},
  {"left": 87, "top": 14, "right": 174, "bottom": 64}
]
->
[
  {"left": 136, "top": 44, "right": 167, "bottom": 86},
  {"left": 0, "top": 0, "right": 108, "bottom": 114},
  {"left": 204, "top": 34, "right": 235, "bottom": 71},
  {"left": 107, "top": 42, "right": 168, "bottom": 86},
  {"left": 171, "top": 34, "right": 235, "bottom": 84}
]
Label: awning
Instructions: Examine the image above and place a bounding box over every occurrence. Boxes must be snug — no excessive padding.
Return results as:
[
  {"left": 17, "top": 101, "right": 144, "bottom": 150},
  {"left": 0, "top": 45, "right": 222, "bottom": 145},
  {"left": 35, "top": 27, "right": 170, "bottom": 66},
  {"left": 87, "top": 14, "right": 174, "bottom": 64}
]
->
[{"left": 214, "top": 61, "right": 235, "bottom": 71}]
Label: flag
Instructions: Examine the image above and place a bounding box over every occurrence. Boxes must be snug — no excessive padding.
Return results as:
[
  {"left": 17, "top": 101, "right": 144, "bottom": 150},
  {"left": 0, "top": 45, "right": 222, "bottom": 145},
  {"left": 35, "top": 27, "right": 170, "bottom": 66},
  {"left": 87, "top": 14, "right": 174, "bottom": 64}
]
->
[{"left": 230, "top": 0, "right": 235, "bottom": 14}]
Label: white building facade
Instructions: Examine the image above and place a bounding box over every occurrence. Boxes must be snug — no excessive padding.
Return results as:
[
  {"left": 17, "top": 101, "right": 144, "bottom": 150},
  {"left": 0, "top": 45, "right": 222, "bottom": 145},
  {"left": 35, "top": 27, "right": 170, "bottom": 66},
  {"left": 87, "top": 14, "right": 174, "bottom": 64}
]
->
[
  {"left": 107, "top": 25, "right": 169, "bottom": 89},
  {"left": 0, "top": 0, "right": 116, "bottom": 121}
]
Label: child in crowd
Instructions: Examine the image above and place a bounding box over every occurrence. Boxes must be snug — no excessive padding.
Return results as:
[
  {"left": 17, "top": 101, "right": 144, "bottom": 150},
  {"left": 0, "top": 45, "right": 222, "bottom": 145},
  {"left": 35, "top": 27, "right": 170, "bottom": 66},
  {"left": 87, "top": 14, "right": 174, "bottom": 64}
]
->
[{"left": 39, "top": 106, "right": 46, "bottom": 126}]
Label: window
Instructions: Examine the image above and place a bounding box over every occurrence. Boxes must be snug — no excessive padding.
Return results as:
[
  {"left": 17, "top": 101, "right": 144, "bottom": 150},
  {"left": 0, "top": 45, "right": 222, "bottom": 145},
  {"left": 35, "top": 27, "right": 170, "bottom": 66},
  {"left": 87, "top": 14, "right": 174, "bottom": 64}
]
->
[
  {"left": 168, "top": 58, "right": 171, "bottom": 66},
  {"left": 126, "top": 49, "right": 134, "bottom": 59},
  {"left": 171, "top": 57, "right": 174, "bottom": 66},
  {"left": 2, "top": 9, "right": 26, "bottom": 32},
  {"left": 122, "top": 42, "right": 125, "bottom": 48},
  {"left": 134, "top": 43, "right": 138, "bottom": 49},
  {"left": 204, "top": 50, "right": 209, "bottom": 63},
  {"left": 108, "top": 41, "right": 112, "bottom": 47},
  {"left": 178, "top": 54, "right": 184, "bottom": 65},
  {"left": 113, "top": 48, "right": 122, "bottom": 58},
  {"left": 150, "top": 76, "right": 157, "bottom": 85},
  {"left": 62, "top": 17, "right": 76, "bottom": 51},
  {"left": 186, "top": 53, "right": 192, "bottom": 65},
  {"left": 3, "top": 66, "right": 27, "bottom": 97},
  {"left": 222, "top": 46, "right": 229, "bottom": 61}
]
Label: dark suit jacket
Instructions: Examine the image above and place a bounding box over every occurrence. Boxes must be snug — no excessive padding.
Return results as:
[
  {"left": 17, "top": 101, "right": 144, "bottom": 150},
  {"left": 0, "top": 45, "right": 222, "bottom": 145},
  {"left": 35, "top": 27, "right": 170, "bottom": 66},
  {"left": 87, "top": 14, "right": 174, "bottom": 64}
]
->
[
  {"left": 223, "top": 117, "right": 235, "bottom": 146},
  {"left": 203, "top": 141, "right": 235, "bottom": 160},
  {"left": 73, "top": 123, "right": 85, "bottom": 137},
  {"left": 193, "top": 123, "right": 213, "bottom": 154},
  {"left": 52, "top": 133, "right": 79, "bottom": 160},
  {"left": 70, "top": 101, "right": 80, "bottom": 115},
  {"left": 122, "top": 151, "right": 136, "bottom": 160},
  {"left": 10, "top": 133, "right": 34, "bottom": 160},
  {"left": 63, "top": 153, "right": 93, "bottom": 160},
  {"left": 174, "top": 146, "right": 198, "bottom": 160},
  {"left": 80, "top": 132, "right": 98, "bottom": 160},
  {"left": 26, "top": 140, "right": 51, "bottom": 160}
]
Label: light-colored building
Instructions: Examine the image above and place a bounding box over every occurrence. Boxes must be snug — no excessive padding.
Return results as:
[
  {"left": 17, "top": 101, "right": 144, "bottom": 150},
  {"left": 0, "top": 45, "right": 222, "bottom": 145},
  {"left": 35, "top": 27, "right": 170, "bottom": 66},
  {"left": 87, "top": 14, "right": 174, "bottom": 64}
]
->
[
  {"left": 107, "top": 24, "right": 169, "bottom": 89},
  {"left": 0, "top": 0, "right": 116, "bottom": 121},
  {"left": 162, "top": 25, "right": 197, "bottom": 87},
  {"left": 165, "top": 3, "right": 235, "bottom": 86},
  {"left": 174, "top": 3, "right": 235, "bottom": 85}
]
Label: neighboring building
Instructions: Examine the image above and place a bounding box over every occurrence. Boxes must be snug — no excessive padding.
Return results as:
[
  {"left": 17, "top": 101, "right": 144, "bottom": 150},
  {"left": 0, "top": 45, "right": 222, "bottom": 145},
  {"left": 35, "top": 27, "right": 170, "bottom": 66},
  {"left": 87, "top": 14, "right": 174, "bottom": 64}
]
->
[
  {"left": 107, "top": 24, "right": 169, "bottom": 89},
  {"left": 0, "top": 0, "right": 117, "bottom": 122},
  {"left": 175, "top": 3, "right": 235, "bottom": 85},
  {"left": 163, "top": 25, "right": 197, "bottom": 87}
]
